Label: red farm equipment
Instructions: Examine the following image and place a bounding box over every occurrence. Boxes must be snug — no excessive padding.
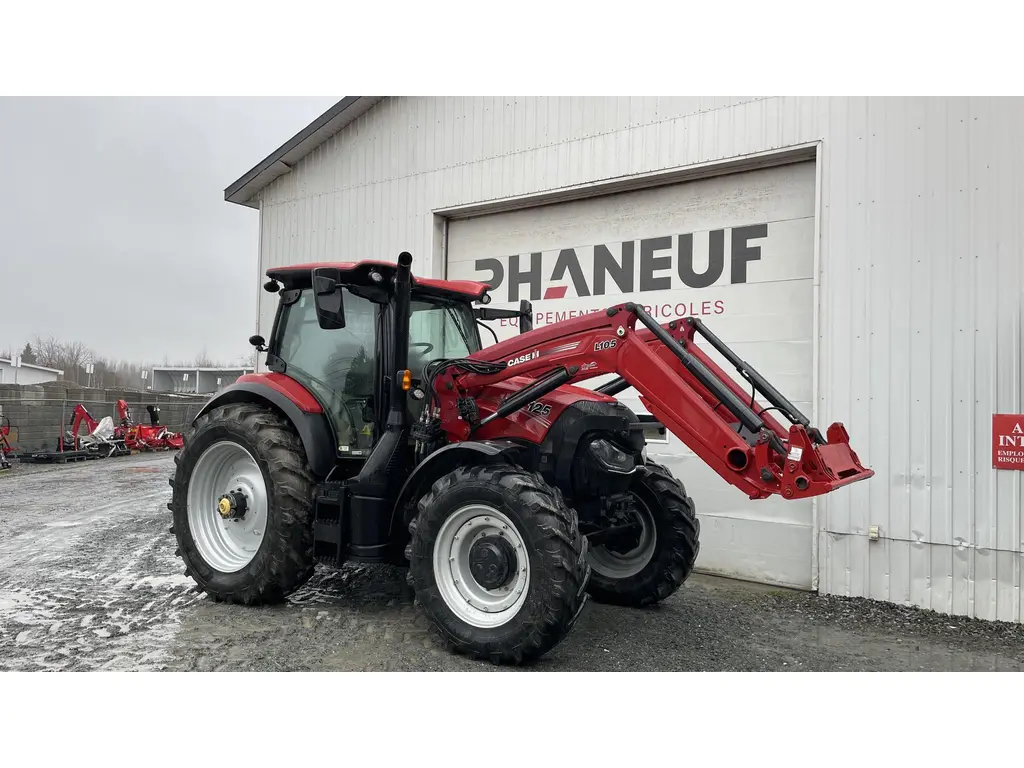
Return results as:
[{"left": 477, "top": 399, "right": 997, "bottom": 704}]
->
[
  {"left": 51, "top": 401, "right": 184, "bottom": 460},
  {"left": 115, "top": 401, "right": 184, "bottom": 452},
  {"left": 168, "top": 252, "right": 873, "bottom": 665},
  {"left": 1, "top": 415, "right": 14, "bottom": 470},
  {"left": 60, "top": 403, "right": 130, "bottom": 457}
]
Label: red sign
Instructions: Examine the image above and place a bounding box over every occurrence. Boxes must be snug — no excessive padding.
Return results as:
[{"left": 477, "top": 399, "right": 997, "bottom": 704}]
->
[{"left": 993, "top": 414, "right": 1024, "bottom": 470}]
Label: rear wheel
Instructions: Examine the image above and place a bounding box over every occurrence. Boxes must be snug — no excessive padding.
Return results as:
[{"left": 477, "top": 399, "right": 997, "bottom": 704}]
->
[
  {"left": 585, "top": 461, "right": 700, "bottom": 607},
  {"left": 168, "top": 403, "right": 316, "bottom": 605},
  {"left": 406, "top": 464, "right": 590, "bottom": 665}
]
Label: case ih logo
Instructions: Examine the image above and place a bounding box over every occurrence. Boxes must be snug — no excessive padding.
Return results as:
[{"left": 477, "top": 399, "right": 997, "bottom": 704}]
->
[
  {"left": 506, "top": 341, "right": 581, "bottom": 366},
  {"left": 507, "top": 351, "right": 540, "bottom": 366},
  {"left": 475, "top": 224, "right": 769, "bottom": 303}
]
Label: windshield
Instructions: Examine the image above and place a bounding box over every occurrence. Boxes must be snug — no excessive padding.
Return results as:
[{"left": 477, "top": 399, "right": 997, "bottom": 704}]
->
[{"left": 409, "top": 298, "right": 481, "bottom": 360}]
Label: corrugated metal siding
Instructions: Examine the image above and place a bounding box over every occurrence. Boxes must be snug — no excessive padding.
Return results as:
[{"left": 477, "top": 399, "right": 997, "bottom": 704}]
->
[
  {"left": 255, "top": 96, "right": 1024, "bottom": 622},
  {"left": 817, "top": 97, "right": 1024, "bottom": 623}
]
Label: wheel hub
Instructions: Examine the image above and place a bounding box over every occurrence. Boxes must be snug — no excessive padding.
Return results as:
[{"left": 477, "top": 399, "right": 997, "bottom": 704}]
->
[
  {"left": 468, "top": 536, "right": 517, "bottom": 590},
  {"left": 588, "top": 494, "right": 657, "bottom": 580},
  {"left": 601, "top": 497, "right": 644, "bottom": 554},
  {"left": 432, "top": 505, "right": 531, "bottom": 629},
  {"left": 605, "top": 520, "right": 643, "bottom": 555},
  {"left": 187, "top": 440, "right": 268, "bottom": 574},
  {"left": 217, "top": 489, "right": 249, "bottom": 520}
]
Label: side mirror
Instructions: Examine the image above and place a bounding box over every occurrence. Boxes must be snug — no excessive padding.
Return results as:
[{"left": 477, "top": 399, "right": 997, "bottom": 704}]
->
[
  {"left": 248, "top": 334, "right": 267, "bottom": 352},
  {"left": 312, "top": 268, "right": 347, "bottom": 330}
]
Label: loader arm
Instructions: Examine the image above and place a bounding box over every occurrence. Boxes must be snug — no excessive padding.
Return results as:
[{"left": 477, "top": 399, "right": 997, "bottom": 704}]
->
[{"left": 432, "top": 302, "right": 873, "bottom": 502}]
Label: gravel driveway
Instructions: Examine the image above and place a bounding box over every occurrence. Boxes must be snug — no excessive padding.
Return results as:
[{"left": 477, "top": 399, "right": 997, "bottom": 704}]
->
[{"left": 2, "top": 453, "right": 1022, "bottom": 672}]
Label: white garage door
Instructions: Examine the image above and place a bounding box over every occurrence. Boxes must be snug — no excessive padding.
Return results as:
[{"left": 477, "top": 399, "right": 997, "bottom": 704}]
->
[{"left": 446, "top": 161, "right": 818, "bottom": 590}]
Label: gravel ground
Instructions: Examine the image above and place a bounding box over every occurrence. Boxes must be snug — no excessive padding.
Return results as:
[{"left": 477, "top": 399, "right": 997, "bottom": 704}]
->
[{"left": 1, "top": 453, "right": 1023, "bottom": 672}]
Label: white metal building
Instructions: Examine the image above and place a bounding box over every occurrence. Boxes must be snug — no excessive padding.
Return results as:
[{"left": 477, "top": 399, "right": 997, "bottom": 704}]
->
[
  {"left": 151, "top": 367, "right": 254, "bottom": 395},
  {"left": 0, "top": 357, "right": 63, "bottom": 385},
  {"left": 226, "top": 96, "right": 1023, "bottom": 623}
]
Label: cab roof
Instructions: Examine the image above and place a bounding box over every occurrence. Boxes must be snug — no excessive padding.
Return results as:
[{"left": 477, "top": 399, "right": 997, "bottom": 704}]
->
[{"left": 266, "top": 260, "right": 491, "bottom": 302}]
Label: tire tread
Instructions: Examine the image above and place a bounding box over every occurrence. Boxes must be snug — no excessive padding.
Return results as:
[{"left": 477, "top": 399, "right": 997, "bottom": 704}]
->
[
  {"left": 407, "top": 463, "right": 590, "bottom": 666},
  {"left": 586, "top": 460, "right": 700, "bottom": 607},
  {"left": 168, "top": 403, "right": 316, "bottom": 605}
]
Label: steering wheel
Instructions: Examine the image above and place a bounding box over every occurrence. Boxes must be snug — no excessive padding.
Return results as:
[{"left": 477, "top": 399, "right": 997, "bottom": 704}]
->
[{"left": 410, "top": 342, "right": 434, "bottom": 355}]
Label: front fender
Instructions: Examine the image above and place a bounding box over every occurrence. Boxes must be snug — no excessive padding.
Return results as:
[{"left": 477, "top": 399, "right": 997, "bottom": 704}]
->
[
  {"left": 196, "top": 380, "right": 337, "bottom": 479},
  {"left": 388, "top": 439, "right": 534, "bottom": 537}
]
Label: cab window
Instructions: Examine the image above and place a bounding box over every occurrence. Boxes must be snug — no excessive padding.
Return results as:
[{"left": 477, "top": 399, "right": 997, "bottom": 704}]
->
[
  {"left": 274, "top": 290, "right": 377, "bottom": 454},
  {"left": 408, "top": 299, "right": 480, "bottom": 373}
]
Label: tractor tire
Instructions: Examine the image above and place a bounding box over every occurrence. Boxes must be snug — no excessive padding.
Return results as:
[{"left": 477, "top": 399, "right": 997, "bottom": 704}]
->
[
  {"left": 585, "top": 460, "right": 700, "bottom": 608},
  {"left": 168, "top": 403, "right": 316, "bottom": 605},
  {"left": 405, "top": 464, "right": 590, "bottom": 666}
]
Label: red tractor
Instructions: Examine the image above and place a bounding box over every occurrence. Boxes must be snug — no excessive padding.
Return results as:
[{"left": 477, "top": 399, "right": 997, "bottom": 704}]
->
[{"left": 168, "top": 252, "right": 873, "bottom": 665}]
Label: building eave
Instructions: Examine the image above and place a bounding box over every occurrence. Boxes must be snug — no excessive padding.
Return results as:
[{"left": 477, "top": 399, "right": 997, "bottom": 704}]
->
[
  {"left": 0, "top": 358, "right": 64, "bottom": 375},
  {"left": 224, "top": 97, "right": 383, "bottom": 209}
]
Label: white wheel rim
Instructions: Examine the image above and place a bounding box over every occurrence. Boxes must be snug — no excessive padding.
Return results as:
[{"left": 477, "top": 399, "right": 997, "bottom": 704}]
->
[
  {"left": 432, "top": 504, "right": 530, "bottom": 629},
  {"left": 186, "top": 440, "right": 268, "bottom": 573},
  {"left": 588, "top": 496, "right": 657, "bottom": 579}
]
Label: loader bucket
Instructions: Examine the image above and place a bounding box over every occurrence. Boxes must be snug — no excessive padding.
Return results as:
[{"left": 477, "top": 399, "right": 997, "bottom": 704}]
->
[{"left": 624, "top": 307, "right": 874, "bottom": 502}]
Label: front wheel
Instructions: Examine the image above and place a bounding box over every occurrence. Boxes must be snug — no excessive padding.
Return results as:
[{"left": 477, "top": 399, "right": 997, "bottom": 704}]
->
[
  {"left": 406, "top": 464, "right": 590, "bottom": 665},
  {"left": 585, "top": 461, "right": 700, "bottom": 607}
]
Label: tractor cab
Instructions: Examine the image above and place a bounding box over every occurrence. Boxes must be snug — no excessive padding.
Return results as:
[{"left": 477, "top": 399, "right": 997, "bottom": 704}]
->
[{"left": 255, "top": 260, "right": 512, "bottom": 460}]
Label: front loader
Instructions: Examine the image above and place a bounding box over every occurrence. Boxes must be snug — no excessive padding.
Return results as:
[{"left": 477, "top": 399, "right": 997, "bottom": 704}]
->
[{"left": 168, "top": 251, "right": 873, "bottom": 665}]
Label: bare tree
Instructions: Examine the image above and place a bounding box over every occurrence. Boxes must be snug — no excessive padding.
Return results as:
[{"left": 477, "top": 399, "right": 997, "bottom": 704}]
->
[
  {"left": 32, "top": 335, "right": 64, "bottom": 369},
  {"left": 31, "top": 336, "right": 94, "bottom": 383},
  {"left": 238, "top": 350, "right": 257, "bottom": 369},
  {"left": 64, "top": 340, "right": 94, "bottom": 379},
  {"left": 15, "top": 332, "right": 251, "bottom": 390},
  {"left": 194, "top": 347, "right": 215, "bottom": 368}
]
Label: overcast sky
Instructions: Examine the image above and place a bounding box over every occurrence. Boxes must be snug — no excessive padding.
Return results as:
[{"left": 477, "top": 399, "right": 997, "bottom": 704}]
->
[{"left": 0, "top": 96, "right": 338, "bottom": 365}]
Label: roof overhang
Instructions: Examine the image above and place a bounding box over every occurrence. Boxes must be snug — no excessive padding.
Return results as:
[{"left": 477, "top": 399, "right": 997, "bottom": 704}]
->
[
  {"left": 224, "top": 97, "right": 383, "bottom": 209},
  {"left": 0, "top": 358, "right": 64, "bottom": 375}
]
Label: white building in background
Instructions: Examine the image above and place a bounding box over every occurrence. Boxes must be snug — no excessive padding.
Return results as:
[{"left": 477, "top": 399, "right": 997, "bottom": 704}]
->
[
  {"left": 150, "top": 367, "right": 253, "bottom": 395},
  {"left": 0, "top": 357, "right": 63, "bottom": 384},
  {"left": 225, "top": 96, "right": 1024, "bottom": 623}
]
